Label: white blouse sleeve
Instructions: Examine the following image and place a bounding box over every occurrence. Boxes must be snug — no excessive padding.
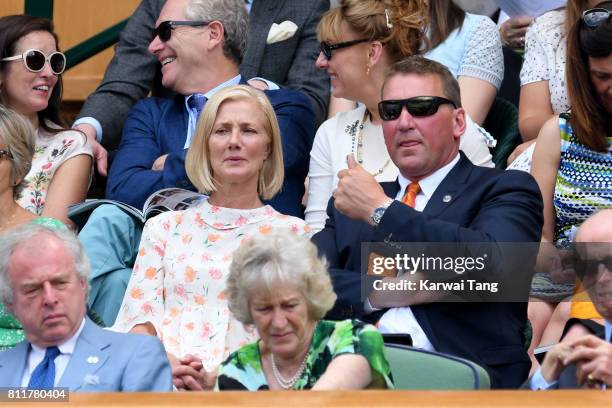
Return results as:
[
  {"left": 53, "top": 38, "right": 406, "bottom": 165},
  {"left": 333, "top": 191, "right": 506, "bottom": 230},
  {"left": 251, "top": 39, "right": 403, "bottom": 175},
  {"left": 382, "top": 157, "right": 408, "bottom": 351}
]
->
[
  {"left": 459, "top": 16, "right": 504, "bottom": 90},
  {"left": 520, "top": 18, "right": 549, "bottom": 85},
  {"left": 305, "top": 119, "right": 336, "bottom": 232}
]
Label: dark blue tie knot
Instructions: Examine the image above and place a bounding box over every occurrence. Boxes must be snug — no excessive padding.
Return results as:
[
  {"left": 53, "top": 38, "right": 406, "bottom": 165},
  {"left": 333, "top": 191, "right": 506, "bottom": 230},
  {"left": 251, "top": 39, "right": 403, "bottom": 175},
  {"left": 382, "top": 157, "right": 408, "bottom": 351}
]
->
[
  {"left": 45, "top": 346, "right": 61, "bottom": 360},
  {"left": 188, "top": 93, "right": 207, "bottom": 118}
]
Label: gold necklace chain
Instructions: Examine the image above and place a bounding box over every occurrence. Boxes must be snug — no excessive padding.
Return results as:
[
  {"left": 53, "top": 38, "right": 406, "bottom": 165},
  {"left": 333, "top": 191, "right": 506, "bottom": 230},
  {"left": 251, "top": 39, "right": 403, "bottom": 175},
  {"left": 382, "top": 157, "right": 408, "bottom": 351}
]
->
[{"left": 351, "top": 109, "right": 391, "bottom": 177}]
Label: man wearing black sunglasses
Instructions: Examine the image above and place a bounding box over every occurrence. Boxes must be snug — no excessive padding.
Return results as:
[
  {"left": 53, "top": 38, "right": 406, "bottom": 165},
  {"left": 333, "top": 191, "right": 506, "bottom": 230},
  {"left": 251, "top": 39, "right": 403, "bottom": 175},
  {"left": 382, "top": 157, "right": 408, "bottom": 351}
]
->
[
  {"left": 74, "top": 0, "right": 328, "bottom": 176},
  {"left": 104, "top": 0, "right": 314, "bottom": 218},
  {"left": 526, "top": 210, "right": 612, "bottom": 390},
  {"left": 313, "top": 56, "right": 544, "bottom": 388}
]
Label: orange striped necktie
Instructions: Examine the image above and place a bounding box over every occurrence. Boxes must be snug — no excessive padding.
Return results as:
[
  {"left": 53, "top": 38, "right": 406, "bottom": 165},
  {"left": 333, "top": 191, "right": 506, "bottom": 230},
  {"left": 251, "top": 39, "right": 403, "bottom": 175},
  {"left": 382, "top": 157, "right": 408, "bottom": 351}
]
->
[{"left": 401, "top": 182, "right": 420, "bottom": 208}]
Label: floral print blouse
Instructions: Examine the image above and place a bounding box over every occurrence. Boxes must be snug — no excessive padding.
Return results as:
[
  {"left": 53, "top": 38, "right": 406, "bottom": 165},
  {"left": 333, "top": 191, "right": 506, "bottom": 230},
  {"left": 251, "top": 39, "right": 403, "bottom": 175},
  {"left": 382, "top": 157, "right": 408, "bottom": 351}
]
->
[
  {"left": 112, "top": 200, "right": 311, "bottom": 371},
  {"left": 16, "top": 125, "right": 92, "bottom": 215}
]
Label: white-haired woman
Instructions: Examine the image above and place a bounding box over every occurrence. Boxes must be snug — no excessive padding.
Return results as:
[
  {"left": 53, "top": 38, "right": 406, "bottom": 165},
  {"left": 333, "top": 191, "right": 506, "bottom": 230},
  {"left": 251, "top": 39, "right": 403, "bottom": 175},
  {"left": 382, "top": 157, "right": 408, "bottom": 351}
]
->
[
  {"left": 112, "top": 85, "right": 310, "bottom": 390},
  {"left": 216, "top": 231, "right": 393, "bottom": 390}
]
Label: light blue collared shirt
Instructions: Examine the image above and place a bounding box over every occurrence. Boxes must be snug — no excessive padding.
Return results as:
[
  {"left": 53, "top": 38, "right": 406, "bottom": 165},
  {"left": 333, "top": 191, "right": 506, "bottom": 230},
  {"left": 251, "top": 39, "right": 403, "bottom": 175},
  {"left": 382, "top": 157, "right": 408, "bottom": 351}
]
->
[{"left": 183, "top": 74, "right": 241, "bottom": 148}]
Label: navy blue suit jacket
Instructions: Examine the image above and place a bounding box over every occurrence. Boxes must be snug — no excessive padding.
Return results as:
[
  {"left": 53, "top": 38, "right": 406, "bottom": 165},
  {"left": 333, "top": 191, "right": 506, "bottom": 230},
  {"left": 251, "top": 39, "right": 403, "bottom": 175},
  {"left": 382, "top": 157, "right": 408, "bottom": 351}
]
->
[
  {"left": 312, "top": 154, "right": 544, "bottom": 388},
  {"left": 106, "top": 86, "right": 314, "bottom": 217}
]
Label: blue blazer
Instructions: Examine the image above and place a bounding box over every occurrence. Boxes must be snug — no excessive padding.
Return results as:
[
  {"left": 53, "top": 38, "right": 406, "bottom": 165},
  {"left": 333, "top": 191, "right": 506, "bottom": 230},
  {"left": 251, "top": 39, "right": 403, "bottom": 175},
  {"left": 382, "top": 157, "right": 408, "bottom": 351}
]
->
[
  {"left": 312, "top": 154, "right": 544, "bottom": 388},
  {"left": 0, "top": 318, "right": 172, "bottom": 391},
  {"left": 106, "top": 86, "right": 314, "bottom": 218}
]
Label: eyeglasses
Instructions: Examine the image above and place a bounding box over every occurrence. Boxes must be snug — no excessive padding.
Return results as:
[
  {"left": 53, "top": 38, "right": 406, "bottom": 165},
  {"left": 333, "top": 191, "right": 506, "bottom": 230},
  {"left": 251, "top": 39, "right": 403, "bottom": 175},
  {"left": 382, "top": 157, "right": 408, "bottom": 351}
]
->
[
  {"left": 319, "top": 38, "right": 369, "bottom": 60},
  {"left": 151, "top": 20, "right": 209, "bottom": 42},
  {"left": 582, "top": 8, "right": 611, "bottom": 28},
  {"left": 378, "top": 96, "right": 457, "bottom": 121},
  {"left": 1, "top": 49, "right": 66, "bottom": 75},
  {"left": 0, "top": 149, "right": 13, "bottom": 161}
]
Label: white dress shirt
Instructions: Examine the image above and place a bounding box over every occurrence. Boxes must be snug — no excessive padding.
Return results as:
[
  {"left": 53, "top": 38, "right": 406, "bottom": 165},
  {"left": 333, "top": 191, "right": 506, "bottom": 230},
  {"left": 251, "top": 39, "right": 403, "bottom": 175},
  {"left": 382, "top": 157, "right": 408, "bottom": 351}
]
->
[
  {"left": 21, "top": 318, "right": 86, "bottom": 387},
  {"left": 376, "top": 154, "right": 460, "bottom": 350}
]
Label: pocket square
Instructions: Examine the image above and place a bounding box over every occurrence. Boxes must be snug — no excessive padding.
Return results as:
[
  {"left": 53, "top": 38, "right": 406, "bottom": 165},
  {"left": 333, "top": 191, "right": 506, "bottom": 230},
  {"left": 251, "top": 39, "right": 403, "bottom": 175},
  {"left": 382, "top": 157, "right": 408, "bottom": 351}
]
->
[
  {"left": 83, "top": 374, "right": 100, "bottom": 385},
  {"left": 267, "top": 21, "right": 298, "bottom": 44}
]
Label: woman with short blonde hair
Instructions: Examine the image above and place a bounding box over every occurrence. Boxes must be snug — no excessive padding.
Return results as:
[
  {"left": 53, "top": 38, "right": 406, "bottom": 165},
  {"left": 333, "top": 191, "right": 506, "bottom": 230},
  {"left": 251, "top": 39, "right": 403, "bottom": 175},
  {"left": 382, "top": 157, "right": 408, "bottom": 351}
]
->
[
  {"left": 186, "top": 85, "right": 283, "bottom": 200},
  {"left": 114, "top": 85, "right": 310, "bottom": 390}
]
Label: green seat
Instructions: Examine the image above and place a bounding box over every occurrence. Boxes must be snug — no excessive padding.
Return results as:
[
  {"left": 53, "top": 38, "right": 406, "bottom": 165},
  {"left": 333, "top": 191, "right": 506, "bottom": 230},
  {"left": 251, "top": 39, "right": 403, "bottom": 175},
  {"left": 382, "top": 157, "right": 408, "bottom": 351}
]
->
[
  {"left": 482, "top": 96, "right": 522, "bottom": 169},
  {"left": 384, "top": 344, "right": 491, "bottom": 390}
]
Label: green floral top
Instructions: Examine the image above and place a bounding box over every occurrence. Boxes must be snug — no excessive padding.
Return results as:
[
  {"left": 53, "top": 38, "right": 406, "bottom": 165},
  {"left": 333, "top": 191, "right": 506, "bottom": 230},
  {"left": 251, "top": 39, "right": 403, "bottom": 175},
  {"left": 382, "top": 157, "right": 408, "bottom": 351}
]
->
[
  {"left": 215, "top": 319, "right": 394, "bottom": 390},
  {"left": 0, "top": 217, "right": 66, "bottom": 350}
]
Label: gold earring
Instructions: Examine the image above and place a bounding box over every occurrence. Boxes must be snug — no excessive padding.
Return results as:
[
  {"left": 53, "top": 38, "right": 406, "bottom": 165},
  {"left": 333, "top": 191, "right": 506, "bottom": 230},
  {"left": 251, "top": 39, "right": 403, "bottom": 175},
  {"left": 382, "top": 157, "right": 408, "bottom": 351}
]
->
[{"left": 366, "top": 64, "right": 371, "bottom": 76}]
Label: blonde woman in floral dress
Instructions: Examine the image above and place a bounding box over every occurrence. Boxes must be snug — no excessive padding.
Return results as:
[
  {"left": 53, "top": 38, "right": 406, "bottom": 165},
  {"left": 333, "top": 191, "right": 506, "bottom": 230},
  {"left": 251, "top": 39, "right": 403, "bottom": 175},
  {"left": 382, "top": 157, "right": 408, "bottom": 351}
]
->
[
  {"left": 0, "top": 15, "right": 92, "bottom": 227},
  {"left": 112, "top": 86, "right": 310, "bottom": 390}
]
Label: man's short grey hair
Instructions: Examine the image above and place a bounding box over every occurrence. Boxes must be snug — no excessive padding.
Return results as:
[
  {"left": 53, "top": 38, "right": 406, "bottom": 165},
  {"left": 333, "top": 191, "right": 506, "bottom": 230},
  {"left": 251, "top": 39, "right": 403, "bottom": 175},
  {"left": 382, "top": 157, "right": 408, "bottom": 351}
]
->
[
  {"left": 185, "top": 0, "right": 248, "bottom": 65},
  {"left": 0, "top": 224, "right": 90, "bottom": 307},
  {"left": 227, "top": 231, "right": 337, "bottom": 325}
]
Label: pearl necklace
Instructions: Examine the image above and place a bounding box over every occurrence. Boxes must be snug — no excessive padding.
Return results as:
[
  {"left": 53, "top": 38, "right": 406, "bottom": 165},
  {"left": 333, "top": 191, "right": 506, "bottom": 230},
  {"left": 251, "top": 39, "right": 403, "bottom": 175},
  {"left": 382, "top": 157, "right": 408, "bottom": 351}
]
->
[
  {"left": 271, "top": 352, "right": 308, "bottom": 390},
  {"left": 347, "top": 109, "right": 391, "bottom": 177}
]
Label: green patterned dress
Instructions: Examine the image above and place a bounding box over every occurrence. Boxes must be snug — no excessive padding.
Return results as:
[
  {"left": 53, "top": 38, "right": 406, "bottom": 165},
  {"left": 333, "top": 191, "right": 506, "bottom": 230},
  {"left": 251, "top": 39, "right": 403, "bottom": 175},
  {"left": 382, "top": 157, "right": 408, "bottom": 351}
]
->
[
  {"left": 215, "top": 319, "right": 394, "bottom": 390},
  {"left": 0, "top": 217, "right": 66, "bottom": 350}
]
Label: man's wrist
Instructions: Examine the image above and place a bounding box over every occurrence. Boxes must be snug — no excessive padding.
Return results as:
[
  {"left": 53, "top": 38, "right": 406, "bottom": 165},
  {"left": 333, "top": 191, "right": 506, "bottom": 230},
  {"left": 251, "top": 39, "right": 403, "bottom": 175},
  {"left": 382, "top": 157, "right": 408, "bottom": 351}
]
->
[
  {"left": 73, "top": 117, "right": 103, "bottom": 143},
  {"left": 540, "top": 358, "right": 564, "bottom": 384},
  {"left": 369, "top": 198, "right": 394, "bottom": 226}
]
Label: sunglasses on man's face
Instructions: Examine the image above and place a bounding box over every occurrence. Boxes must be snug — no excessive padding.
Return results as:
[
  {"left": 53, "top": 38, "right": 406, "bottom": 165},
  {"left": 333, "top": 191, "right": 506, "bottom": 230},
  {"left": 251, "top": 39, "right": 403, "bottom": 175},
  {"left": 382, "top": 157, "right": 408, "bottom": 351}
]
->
[
  {"left": 1, "top": 49, "right": 66, "bottom": 75},
  {"left": 582, "top": 8, "right": 611, "bottom": 28},
  {"left": 151, "top": 20, "right": 210, "bottom": 42},
  {"left": 378, "top": 96, "right": 457, "bottom": 121},
  {"left": 573, "top": 250, "right": 612, "bottom": 280},
  {"left": 0, "top": 149, "right": 13, "bottom": 161},
  {"left": 319, "top": 38, "right": 369, "bottom": 60}
]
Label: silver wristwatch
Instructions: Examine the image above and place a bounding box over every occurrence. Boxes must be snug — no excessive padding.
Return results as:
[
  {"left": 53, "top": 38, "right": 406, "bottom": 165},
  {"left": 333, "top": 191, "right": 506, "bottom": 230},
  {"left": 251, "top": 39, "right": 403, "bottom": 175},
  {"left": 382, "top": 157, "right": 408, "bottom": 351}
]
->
[{"left": 370, "top": 199, "right": 393, "bottom": 226}]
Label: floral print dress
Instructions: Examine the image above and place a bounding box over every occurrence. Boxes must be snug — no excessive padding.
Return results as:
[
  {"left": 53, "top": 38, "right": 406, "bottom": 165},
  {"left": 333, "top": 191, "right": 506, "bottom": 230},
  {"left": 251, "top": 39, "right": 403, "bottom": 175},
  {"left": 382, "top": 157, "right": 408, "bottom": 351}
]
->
[
  {"left": 215, "top": 320, "right": 394, "bottom": 390},
  {"left": 112, "top": 200, "right": 311, "bottom": 371},
  {"left": 16, "top": 125, "right": 92, "bottom": 214}
]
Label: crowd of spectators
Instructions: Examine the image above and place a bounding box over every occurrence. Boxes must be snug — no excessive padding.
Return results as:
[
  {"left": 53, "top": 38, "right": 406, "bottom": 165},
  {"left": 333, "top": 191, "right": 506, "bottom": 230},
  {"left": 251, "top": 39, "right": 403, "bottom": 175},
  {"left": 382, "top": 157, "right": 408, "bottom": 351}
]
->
[{"left": 0, "top": 0, "right": 610, "bottom": 393}]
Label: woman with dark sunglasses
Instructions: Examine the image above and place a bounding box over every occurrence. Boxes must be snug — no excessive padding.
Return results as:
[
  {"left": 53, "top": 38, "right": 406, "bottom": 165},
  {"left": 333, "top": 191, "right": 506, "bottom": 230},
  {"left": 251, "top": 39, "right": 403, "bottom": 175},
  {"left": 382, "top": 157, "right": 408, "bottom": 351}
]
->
[
  {"left": 0, "top": 15, "right": 92, "bottom": 227},
  {"left": 305, "top": 0, "right": 495, "bottom": 232},
  {"left": 529, "top": 0, "right": 612, "bottom": 370}
]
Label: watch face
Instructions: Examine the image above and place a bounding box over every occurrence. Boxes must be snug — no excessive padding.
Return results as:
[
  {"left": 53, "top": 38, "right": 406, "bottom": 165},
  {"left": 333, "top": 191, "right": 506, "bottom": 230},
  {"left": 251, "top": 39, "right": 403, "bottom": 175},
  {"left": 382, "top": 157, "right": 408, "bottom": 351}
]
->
[{"left": 371, "top": 207, "right": 385, "bottom": 224}]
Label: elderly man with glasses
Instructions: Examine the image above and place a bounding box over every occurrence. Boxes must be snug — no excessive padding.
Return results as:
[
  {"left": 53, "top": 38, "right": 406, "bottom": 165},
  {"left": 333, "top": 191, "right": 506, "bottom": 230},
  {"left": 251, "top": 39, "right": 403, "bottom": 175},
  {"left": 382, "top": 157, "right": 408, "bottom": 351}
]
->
[
  {"left": 312, "top": 55, "right": 544, "bottom": 389},
  {"left": 526, "top": 210, "right": 612, "bottom": 390}
]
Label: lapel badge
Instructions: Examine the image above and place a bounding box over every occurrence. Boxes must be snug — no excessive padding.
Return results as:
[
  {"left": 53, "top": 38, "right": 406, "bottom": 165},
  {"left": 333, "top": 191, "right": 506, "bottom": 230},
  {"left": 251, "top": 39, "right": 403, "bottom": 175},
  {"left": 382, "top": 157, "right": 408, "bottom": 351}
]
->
[
  {"left": 442, "top": 194, "right": 452, "bottom": 203},
  {"left": 87, "top": 356, "right": 99, "bottom": 364}
]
